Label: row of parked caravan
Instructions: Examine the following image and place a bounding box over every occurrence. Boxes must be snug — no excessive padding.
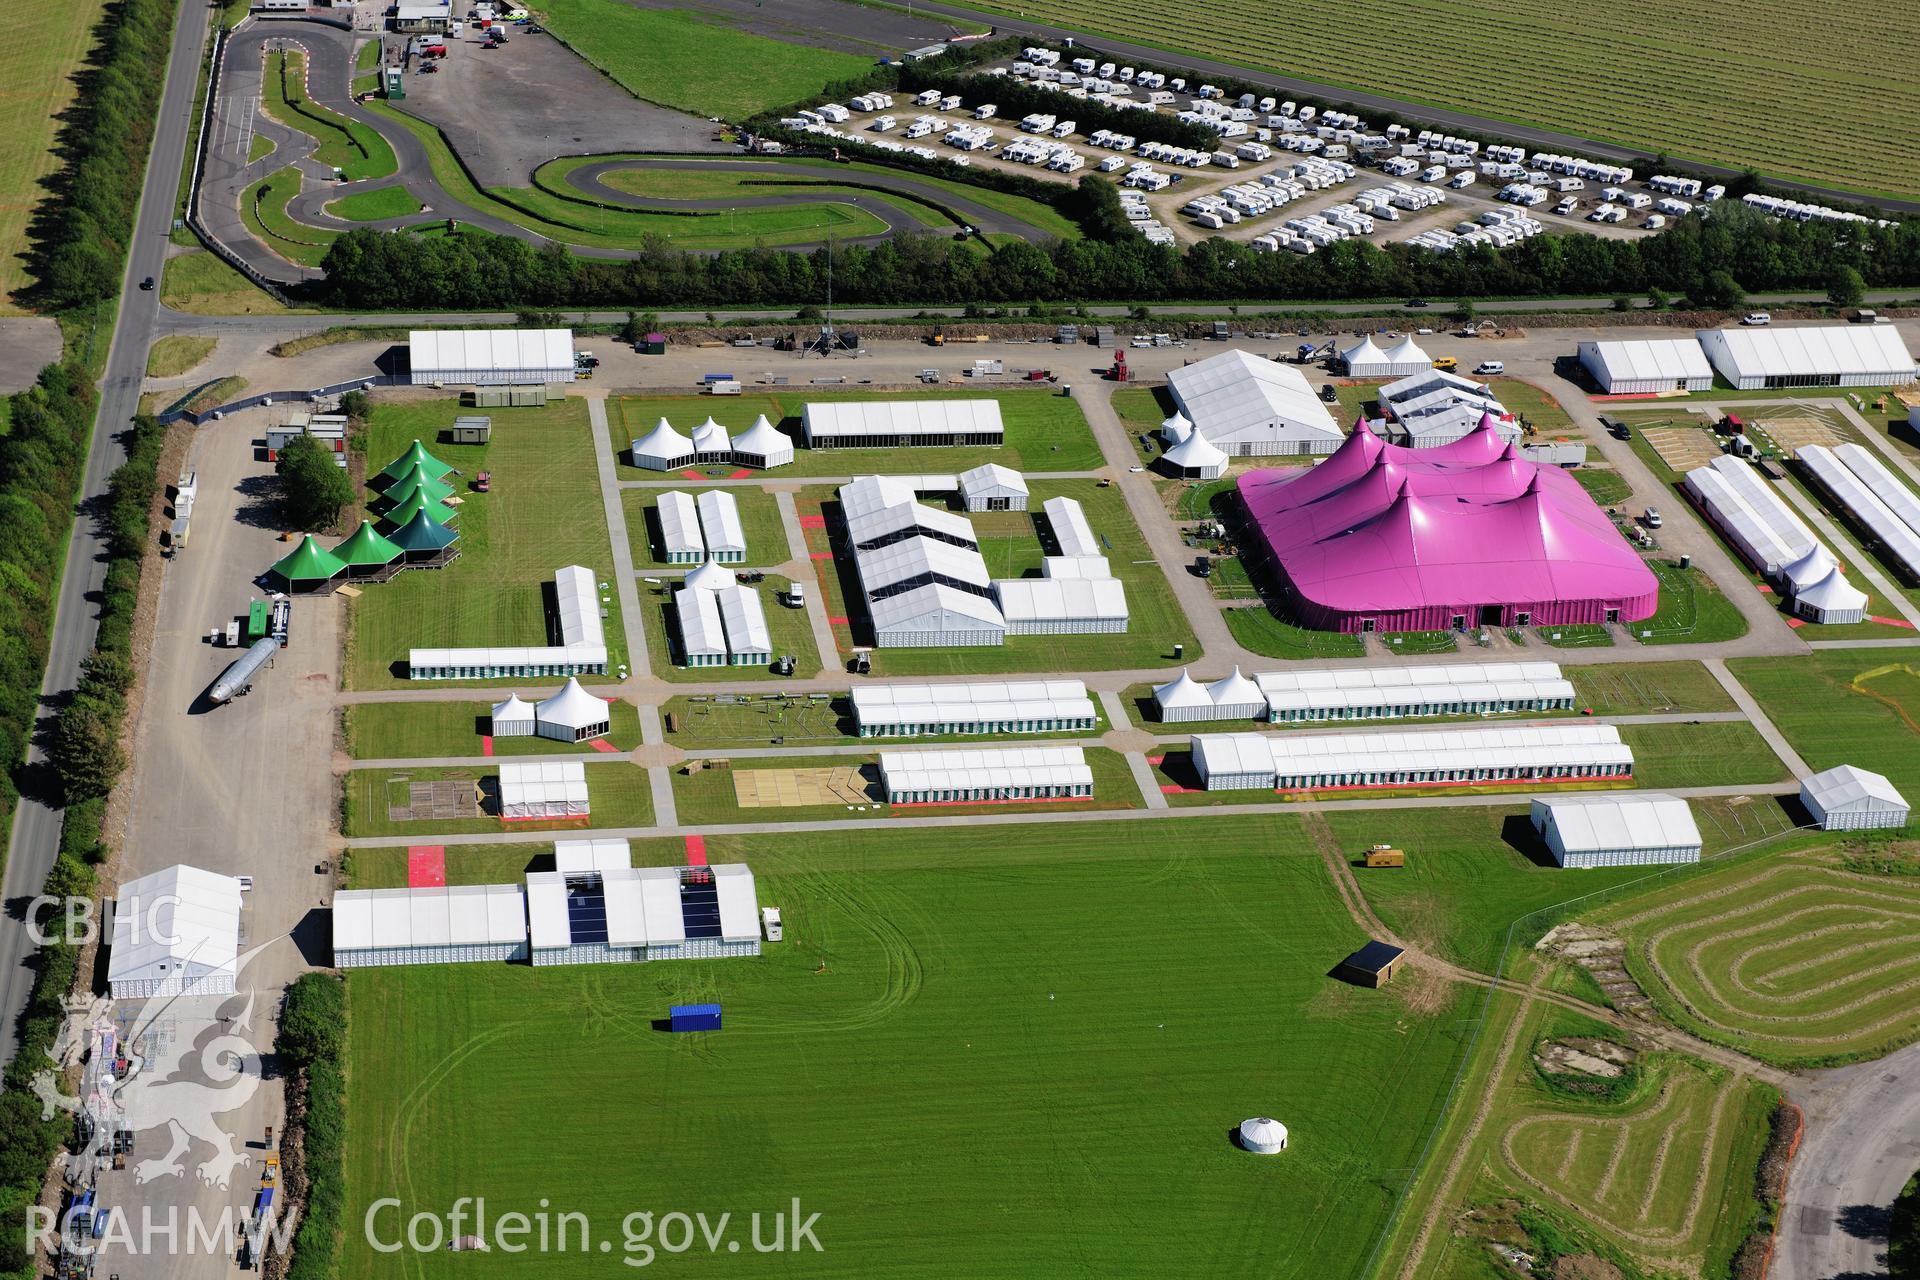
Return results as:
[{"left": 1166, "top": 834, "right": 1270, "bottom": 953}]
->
[
  {"left": 1405, "top": 206, "right": 1545, "bottom": 253},
  {"left": 1116, "top": 188, "right": 1176, "bottom": 245},
  {"left": 1184, "top": 160, "right": 1362, "bottom": 231},
  {"left": 1019, "top": 113, "right": 1078, "bottom": 138}
]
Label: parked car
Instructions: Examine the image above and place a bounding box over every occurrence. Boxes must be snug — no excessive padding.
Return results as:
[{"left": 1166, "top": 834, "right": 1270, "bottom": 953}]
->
[
  {"left": 1318, "top": 383, "right": 1339, "bottom": 403},
  {"left": 1741, "top": 312, "right": 1771, "bottom": 326},
  {"left": 1472, "top": 361, "right": 1505, "bottom": 375},
  {"left": 1642, "top": 507, "right": 1663, "bottom": 529}
]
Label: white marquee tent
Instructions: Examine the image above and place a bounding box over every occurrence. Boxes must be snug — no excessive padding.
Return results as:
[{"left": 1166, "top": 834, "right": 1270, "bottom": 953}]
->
[
  {"left": 109, "top": 865, "right": 244, "bottom": 999},
  {"left": 535, "top": 677, "right": 612, "bottom": 742},
  {"left": 655, "top": 490, "right": 705, "bottom": 563},
  {"left": 498, "top": 761, "right": 589, "bottom": 819},
  {"left": 879, "top": 745, "right": 1094, "bottom": 803},
  {"left": 409, "top": 328, "right": 574, "bottom": 386},
  {"left": 1577, "top": 338, "right": 1714, "bottom": 393},
  {"left": 1238, "top": 1117, "right": 1288, "bottom": 1154},
  {"left": 733, "top": 414, "right": 795, "bottom": 469},
  {"left": 696, "top": 490, "right": 748, "bottom": 563},
  {"left": 332, "top": 884, "right": 529, "bottom": 968},
  {"left": 1530, "top": 794, "right": 1702, "bottom": 868},
  {"left": 489, "top": 693, "right": 537, "bottom": 737},
  {"left": 1801, "top": 764, "right": 1910, "bottom": 830},
  {"left": 1697, "top": 325, "right": 1918, "bottom": 390},
  {"left": 632, "top": 418, "right": 695, "bottom": 471},
  {"left": 1167, "top": 349, "right": 1342, "bottom": 456},
  {"left": 1160, "top": 429, "right": 1229, "bottom": 479}
]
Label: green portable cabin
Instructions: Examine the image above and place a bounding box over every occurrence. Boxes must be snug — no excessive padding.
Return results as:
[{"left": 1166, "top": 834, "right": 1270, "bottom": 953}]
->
[
  {"left": 331, "top": 520, "right": 405, "bottom": 577},
  {"left": 268, "top": 535, "right": 348, "bottom": 592},
  {"left": 244, "top": 600, "right": 270, "bottom": 643},
  {"left": 388, "top": 508, "right": 461, "bottom": 563},
  {"left": 376, "top": 439, "right": 455, "bottom": 486}
]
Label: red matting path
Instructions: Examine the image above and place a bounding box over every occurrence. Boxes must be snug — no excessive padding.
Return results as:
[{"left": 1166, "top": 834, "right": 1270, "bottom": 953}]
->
[
  {"left": 685, "top": 835, "right": 708, "bottom": 866},
  {"left": 407, "top": 847, "right": 446, "bottom": 887}
]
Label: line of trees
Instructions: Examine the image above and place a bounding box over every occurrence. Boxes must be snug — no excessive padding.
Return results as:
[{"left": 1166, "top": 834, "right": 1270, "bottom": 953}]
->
[
  {"left": 316, "top": 195, "right": 1920, "bottom": 312},
  {"left": 276, "top": 974, "right": 347, "bottom": 1280},
  {"left": 25, "top": 0, "right": 182, "bottom": 310}
]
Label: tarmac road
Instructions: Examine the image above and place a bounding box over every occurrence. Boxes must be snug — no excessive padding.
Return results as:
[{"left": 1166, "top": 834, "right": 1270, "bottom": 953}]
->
[{"left": 0, "top": 0, "right": 215, "bottom": 1070}]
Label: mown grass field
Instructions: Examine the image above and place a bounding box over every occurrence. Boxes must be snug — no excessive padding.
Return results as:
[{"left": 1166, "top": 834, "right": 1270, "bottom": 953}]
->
[
  {"left": 796, "top": 477, "right": 1199, "bottom": 676},
  {"left": 1224, "top": 606, "right": 1365, "bottom": 660},
  {"left": 1615, "top": 721, "right": 1786, "bottom": 789},
  {"left": 1594, "top": 848, "right": 1920, "bottom": 1066},
  {"left": 345, "top": 399, "right": 628, "bottom": 690},
  {"left": 340, "top": 819, "right": 1473, "bottom": 1277},
  {"left": 160, "top": 249, "right": 296, "bottom": 315},
  {"left": 324, "top": 186, "right": 423, "bottom": 222},
  {"left": 1633, "top": 559, "right": 1749, "bottom": 646},
  {"left": 534, "top": 1, "right": 873, "bottom": 118},
  {"left": 638, "top": 572, "right": 823, "bottom": 681},
  {"left": 0, "top": 1, "right": 106, "bottom": 310},
  {"left": 610, "top": 389, "right": 1106, "bottom": 477},
  {"left": 341, "top": 698, "right": 642, "bottom": 760},
  {"left": 622, "top": 486, "right": 790, "bottom": 568},
  {"left": 240, "top": 166, "right": 336, "bottom": 269},
  {"left": 260, "top": 48, "right": 397, "bottom": 182},
  {"left": 671, "top": 745, "right": 1139, "bottom": 825},
  {"left": 1728, "top": 647, "right": 1920, "bottom": 778},
  {"left": 340, "top": 760, "right": 654, "bottom": 837},
  {"left": 657, "top": 691, "right": 1109, "bottom": 749},
  {"left": 949, "top": 0, "right": 1920, "bottom": 199},
  {"left": 144, "top": 335, "right": 215, "bottom": 378},
  {"left": 1566, "top": 661, "right": 1736, "bottom": 716}
]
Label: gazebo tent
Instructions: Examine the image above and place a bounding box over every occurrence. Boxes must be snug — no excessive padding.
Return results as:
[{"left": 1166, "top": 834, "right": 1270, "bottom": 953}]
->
[
  {"left": 1238, "top": 1117, "right": 1288, "bottom": 1154},
  {"left": 388, "top": 507, "right": 460, "bottom": 562},
  {"left": 732, "top": 415, "right": 794, "bottom": 469},
  {"left": 382, "top": 464, "right": 455, "bottom": 509},
  {"left": 490, "top": 693, "right": 537, "bottom": 737},
  {"left": 1780, "top": 544, "right": 1837, "bottom": 596},
  {"left": 1379, "top": 336, "right": 1433, "bottom": 373},
  {"left": 1152, "top": 669, "right": 1217, "bottom": 722},
  {"left": 1160, "top": 430, "right": 1228, "bottom": 479},
  {"left": 378, "top": 439, "right": 455, "bottom": 486},
  {"left": 1339, "top": 336, "right": 1394, "bottom": 376},
  {"left": 1206, "top": 668, "right": 1266, "bottom": 719},
  {"left": 692, "top": 417, "right": 732, "bottom": 459},
  {"left": 1160, "top": 411, "right": 1194, "bottom": 443},
  {"left": 270, "top": 535, "right": 347, "bottom": 591},
  {"left": 1793, "top": 567, "right": 1868, "bottom": 623},
  {"left": 632, "top": 418, "right": 695, "bottom": 471},
  {"left": 331, "top": 520, "right": 404, "bottom": 577},
  {"left": 535, "top": 677, "right": 612, "bottom": 743},
  {"left": 383, "top": 489, "right": 456, "bottom": 531}
]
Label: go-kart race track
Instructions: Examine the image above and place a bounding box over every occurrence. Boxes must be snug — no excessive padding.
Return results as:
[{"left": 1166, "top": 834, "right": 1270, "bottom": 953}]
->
[{"left": 199, "top": 18, "right": 1065, "bottom": 285}]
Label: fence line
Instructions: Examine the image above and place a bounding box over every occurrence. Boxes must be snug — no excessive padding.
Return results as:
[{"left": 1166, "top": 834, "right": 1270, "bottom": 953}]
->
[{"left": 156, "top": 374, "right": 405, "bottom": 426}]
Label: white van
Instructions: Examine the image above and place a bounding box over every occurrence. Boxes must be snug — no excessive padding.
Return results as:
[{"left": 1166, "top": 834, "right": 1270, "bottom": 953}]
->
[
  {"left": 1473, "top": 361, "right": 1505, "bottom": 375},
  {"left": 783, "top": 582, "right": 807, "bottom": 608}
]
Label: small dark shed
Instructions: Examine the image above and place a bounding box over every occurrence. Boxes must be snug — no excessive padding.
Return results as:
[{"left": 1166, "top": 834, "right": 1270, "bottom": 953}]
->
[{"left": 1337, "top": 940, "right": 1406, "bottom": 988}]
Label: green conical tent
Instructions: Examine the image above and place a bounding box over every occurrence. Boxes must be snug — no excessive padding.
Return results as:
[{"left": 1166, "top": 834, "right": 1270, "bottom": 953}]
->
[
  {"left": 381, "top": 489, "right": 455, "bottom": 530},
  {"left": 388, "top": 507, "right": 460, "bottom": 555},
  {"left": 381, "top": 464, "right": 455, "bottom": 508},
  {"left": 269, "top": 534, "right": 348, "bottom": 586},
  {"left": 331, "top": 520, "right": 404, "bottom": 568},
  {"left": 377, "top": 439, "right": 455, "bottom": 486}
]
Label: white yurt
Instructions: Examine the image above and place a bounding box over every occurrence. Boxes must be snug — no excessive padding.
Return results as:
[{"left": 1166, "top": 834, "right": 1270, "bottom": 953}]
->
[
  {"left": 732, "top": 414, "right": 794, "bottom": 469},
  {"left": 683, "top": 557, "right": 735, "bottom": 593},
  {"left": 1206, "top": 667, "right": 1266, "bottom": 719},
  {"left": 1793, "top": 566, "right": 1868, "bottom": 624},
  {"left": 1340, "top": 336, "right": 1393, "bottom": 377},
  {"left": 489, "top": 693, "right": 537, "bottom": 737},
  {"left": 534, "top": 677, "right": 613, "bottom": 743},
  {"left": 632, "top": 418, "right": 694, "bottom": 471},
  {"left": 692, "top": 416, "right": 732, "bottom": 459},
  {"left": 1780, "top": 544, "right": 1836, "bottom": 596},
  {"left": 1160, "top": 430, "right": 1229, "bottom": 480},
  {"left": 1153, "top": 668, "right": 1219, "bottom": 722},
  {"left": 1238, "top": 1117, "right": 1288, "bottom": 1154},
  {"left": 1379, "top": 335, "right": 1433, "bottom": 375},
  {"left": 1160, "top": 410, "right": 1194, "bottom": 443}
]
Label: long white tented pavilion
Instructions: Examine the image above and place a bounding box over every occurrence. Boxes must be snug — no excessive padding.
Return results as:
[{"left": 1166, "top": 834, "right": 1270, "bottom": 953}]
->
[
  {"left": 655, "top": 491, "right": 706, "bottom": 563},
  {"left": 527, "top": 863, "right": 762, "bottom": 966},
  {"left": 840, "top": 475, "right": 1007, "bottom": 647},
  {"left": 1683, "top": 456, "right": 1818, "bottom": 577},
  {"left": 993, "top": 575, "right": 1129, "bottom": 634},
  {"left": 331, "top": 884, "right": 531, "bottom": 968},
  {"left": 879, "top": 745, "right": 1094, "bottom": 803},
  {"left": 850, "top": 679, "right": 1097, "bottom": 737},
  {"left": 1577, "top": 338, "right": 1715, "bottom": 394},
  {"left": 1042, "top": 495, "right": 1101, "bottom": 557},
  {"left": 1697, "top": 325, "right": 1918, "bottom": 390},
  {"left": 802, "top": 401, "right": 1004, "bottom": 449},
  {"left": 409, "top": 565, "right": 607, "bottom": 680},
  {"left": 696, "top": 489, "right": 748, "bottom": 563},
  {"left": 109, "top": 865, "right": 245, "bottom": 999},
  {"left": 1796, "top": 443, "right": 1920, "bottom": 581},
  {"left": 498, "top": 761, "right": 589, "bottom": 819},
  {"left": 1190, "top": 723, "right": 1633, "bottom": 791},
  {"left": 1255, "top": 661, "right": 1577, "bottom": 723},
  {"left": 1530, "top": 794, "right": 1703, "bottom": 868},
  {"left": 717, "top": 584, "right": 773, "bottom": 666},
  {"left": 408, "top": 328, "right": 574, "bottom": 386},
  {"left": 676, "top": 577, "right": 729, "bottom": 666}
]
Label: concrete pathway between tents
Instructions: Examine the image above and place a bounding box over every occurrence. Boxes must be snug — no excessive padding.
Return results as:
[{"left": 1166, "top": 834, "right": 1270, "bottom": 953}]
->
[{"left": 1704, "top": 657, "right": 1811, "bottom": 778}]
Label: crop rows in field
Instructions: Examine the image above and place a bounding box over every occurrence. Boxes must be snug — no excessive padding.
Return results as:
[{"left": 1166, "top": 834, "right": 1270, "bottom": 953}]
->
[
  {"left": 1501, "top": 1057, "right": 1757, "bottom": 1270},
  {"left": 961, "top": 0, "right": 1920, "bottom": 198},
  {"left": 1598, "top": 852, "right": 1920, "bottom": 1065}
]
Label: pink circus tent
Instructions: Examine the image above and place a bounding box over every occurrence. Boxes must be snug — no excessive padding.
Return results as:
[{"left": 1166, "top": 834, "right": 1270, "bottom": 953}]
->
[{"left": 1236, "top": 416, "right": 1659, "bottom": 633}]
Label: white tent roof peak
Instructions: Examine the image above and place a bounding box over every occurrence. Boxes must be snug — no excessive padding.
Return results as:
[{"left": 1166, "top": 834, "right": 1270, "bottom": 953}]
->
[
  {"left": 635, "top": 417, "right": 693, "bottom": 455},
  {"left": 1238, "top": 1117, "right": 1288, "bottom": 1153},
  {"left": 1342, "top": 335, "right": 1388, "bottom": 363},
  {"left": 733, "top": 414, "right": 785, "bottom": 451},
  {"left": 1154, "top": 668, "right": 1214, "bottom": 709},
  {"left": 1781, "top": 543, "right": 1836, "bottom": 583},
  {"left": 683, "top": 558, "right": 734, "bottom": 592},
  {"left": 1383, "top": 335, "right": 1431, "bottom": 365},
  {"left": 1163, "top": 431, "right": 1227, "bottom": 468},
  {"left": 1208, "top": 667, "right": 1262, "bottom": 706},
  {"left": 491, "top": 693, "right": 535, "bottom": 719},
  {"left": 537, "top": 677, "right": 610, "bottom": 730},
  {"left": 1797, "top": 566, "right": 1868, "bottom": 610},
  {"left": 1161, "top": 410, "right": 1193, "bottom": 441}
]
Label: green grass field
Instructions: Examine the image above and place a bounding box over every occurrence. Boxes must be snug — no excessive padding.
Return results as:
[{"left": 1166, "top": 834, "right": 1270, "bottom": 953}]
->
[
  {"left": 1566, "top": 661, "right": 1735, "bottom": 716},
  {"left": 797, "top": 477, "right": 1199, "bottom": 676},
  {"left": 622, "top": 486, "right": 791, "bottom": 567},
  {"left": 1594, "top": 849, "right": 1920, "bottom": 1065},
  {"left": 160, "top": 249, "right": 296, "bottom": 315},
  {"left": 946, "top": 0, "right": 1920, "bottom": 199},
  {"left": 341, "top": 760, "right": 654, "bottom": 837},
  {"left": 260, "top": 48, "right": 397, "bottom": 182},
  {"left": 1225, "top": 606, "right": 1366, "bottom": 660},
  {"left": 534, "top": 1, "right": 873, "bottom": 118},
  {"left": 1572, "top": 468, "right": 1632, "bottom": 507},
  {"left": 639, "top": 573, "right": 823, "bottom": 681},
  {"left": 611, "top": 389, "right": 1106, "bottom": 477},
  {"left": 325, "top": 185, "right": 423, "bottom": 222},
  {"left": 0, "top": 1, "right": 106, "bottom": 310},
  {"left": 1537, "top": 624, "right": 1613, "bottom": 648},
  {"left": 144, "top": 335, "right": 215, "bottom": 378},
  {"left": 345, "top": 399, "right": 628, "bottom": 690},
  {"left": 341, "top": 698, "right": 642, "bottom": 760},
  {"left": 671, "top": 745, "right": 1140, "bottom": 825},
  {"left": 1633, "top": 559, "right": 1749, "bottom": 646},
  {"left": 240, "top": 166, "right": 337, "bottom": 268},
  {"left": 1728, "top": 648, "right": 1920, "bottom": 778},
  {"left": 340, "top": 819, "right": 1474, "bottom": 1277},
  {"left": 1616, "top": 721, "right": 1786, "bottom": 789}
]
